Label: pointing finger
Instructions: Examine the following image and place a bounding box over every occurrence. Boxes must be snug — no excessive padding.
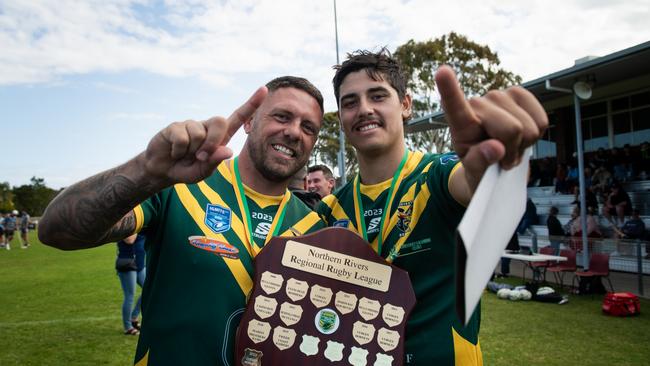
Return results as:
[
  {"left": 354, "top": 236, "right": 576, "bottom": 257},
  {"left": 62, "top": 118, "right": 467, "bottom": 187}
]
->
[
  {"left": 226, "top": 86, "right": 268, "bottom": 139},
  {"left": 436, "top": 65, "right": 479, "bottom": 131},
  {"left": 196, "top": 86, "right": 268, "bottom": 161}
]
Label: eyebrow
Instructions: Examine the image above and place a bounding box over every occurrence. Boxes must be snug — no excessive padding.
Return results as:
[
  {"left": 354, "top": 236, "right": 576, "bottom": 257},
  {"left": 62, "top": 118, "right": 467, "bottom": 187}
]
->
[{"left": 340, "top": 86, "right": 391, "bottom": 102}]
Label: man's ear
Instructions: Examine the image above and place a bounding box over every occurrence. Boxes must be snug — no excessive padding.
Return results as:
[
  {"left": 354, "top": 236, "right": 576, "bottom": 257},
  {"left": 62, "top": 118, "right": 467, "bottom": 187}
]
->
[
  {"left": 243, "top": 114, "right": 255, "bottom": 134},
  {"left": 401, "top": 93, "right": 413, "bottom": 122}
]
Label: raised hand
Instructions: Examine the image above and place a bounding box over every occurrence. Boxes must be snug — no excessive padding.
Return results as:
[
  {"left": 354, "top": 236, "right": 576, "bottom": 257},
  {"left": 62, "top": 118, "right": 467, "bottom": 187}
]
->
[
  {"left": 143, "top": 86, "right": 268, "bottom": 186},
  {"left": 436, "top": 65, "right": 547, "bottom": 192}
]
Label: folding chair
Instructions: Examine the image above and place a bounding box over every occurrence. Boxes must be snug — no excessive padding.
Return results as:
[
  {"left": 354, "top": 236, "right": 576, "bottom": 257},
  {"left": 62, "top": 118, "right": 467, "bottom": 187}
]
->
[
  {"left": 525, "top": 247, "right": 556, "bottom": 283},
  {"left": 546, "top": 249, "right": 577, "bottom": 289},
  {"left": 572, "top": 253, "right": 614, "bottom": 292}
]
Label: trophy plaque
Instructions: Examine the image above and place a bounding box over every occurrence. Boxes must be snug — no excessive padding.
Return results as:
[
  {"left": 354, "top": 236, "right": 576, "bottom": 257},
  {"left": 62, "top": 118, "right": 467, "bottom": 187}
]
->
[{"left": 235, "top": 227, "right": 416, "bottom": 366}]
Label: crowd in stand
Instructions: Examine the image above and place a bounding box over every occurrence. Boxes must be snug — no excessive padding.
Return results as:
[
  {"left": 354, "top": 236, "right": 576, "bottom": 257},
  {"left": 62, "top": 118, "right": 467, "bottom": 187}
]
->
[
  {"left": 526, "top": 142, "right": 650, "bottom": 259},
  {"left": 530, "top": 142, "right": 650, "bottom": 197}
]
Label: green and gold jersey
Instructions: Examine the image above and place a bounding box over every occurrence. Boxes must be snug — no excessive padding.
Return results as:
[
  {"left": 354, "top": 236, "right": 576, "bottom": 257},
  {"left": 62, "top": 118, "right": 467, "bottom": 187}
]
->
[
  {"left": 317, "top": 150, "right": 482, "bottom": 366},
  {"left": 132, "top": 159, "right": 325, "bottom": 366}
]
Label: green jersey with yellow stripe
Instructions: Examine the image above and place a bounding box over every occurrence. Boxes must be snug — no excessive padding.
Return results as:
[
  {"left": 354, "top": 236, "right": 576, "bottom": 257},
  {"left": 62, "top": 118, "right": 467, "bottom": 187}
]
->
[
  {"left": 132, "top": 159, "right": 325, "bottom": 366},
  {"left": 316, "top": 150, "right": 482, "bottom": 366}
]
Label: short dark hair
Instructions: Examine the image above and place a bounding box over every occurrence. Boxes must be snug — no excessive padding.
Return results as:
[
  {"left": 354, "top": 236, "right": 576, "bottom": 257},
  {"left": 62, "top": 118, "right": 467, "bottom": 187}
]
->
[
  {"left": 550, "top": 206, "right": 559, "bottom": 215},
  {"left": 308, "top": 164, "right": 334, "bottom": 179},
  {"left": 332, "top": 47, "right": 408, "bottom": 105},
  {"left": 266, "top": 76, "right": 324, "bottom": 114}
]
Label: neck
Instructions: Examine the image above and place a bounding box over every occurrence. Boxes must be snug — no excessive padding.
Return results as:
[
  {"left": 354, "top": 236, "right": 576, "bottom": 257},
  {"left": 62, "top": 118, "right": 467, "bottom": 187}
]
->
[
  {"left": 236, "top": 148, "right": 288, "bottom": 196},
  {"left": 356, "top": 144, "right": 406, "bottom": 185}
]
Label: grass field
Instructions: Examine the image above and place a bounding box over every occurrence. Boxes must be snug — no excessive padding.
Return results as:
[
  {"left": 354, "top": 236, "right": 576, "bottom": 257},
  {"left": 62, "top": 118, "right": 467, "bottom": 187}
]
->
[{"left": 1, "top": 231, "right": 649, "bottom": 365}]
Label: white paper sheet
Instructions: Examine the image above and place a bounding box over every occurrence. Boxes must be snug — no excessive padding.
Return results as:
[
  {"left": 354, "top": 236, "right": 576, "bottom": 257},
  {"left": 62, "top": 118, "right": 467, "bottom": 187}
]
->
[{"left": 456, "top": 148, "right": 532, "bottom": 324}]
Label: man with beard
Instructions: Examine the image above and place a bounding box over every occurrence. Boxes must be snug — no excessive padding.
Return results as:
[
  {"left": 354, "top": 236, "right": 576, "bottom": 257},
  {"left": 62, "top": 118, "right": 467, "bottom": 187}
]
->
[
  {"left": 38, "top": 76, "right": 326, "bottom": 366},
  {"left": 318, "top": 49, "right": 547, "bottom": 365}
]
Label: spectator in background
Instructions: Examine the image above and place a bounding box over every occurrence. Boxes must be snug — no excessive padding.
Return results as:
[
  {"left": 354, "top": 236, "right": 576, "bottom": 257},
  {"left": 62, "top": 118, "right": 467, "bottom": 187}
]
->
[
  {"left": 592, "top": 164, "right": 612, "bottom": 199},
  {"left": 2, "top": 211, "right": 18, "bottom": 250},
  {"left": 612, "top": 208, "right": 645, "bottom": 256},
  {"left": 501, "top": 198, "right": 538, "bottom": 275},
  {"left": 116, "top": 233, "right": 146, "bottom": 335},
  {"left": 622, "top": 144, "right": 636, "bottom": 180},
  {"left": 307, "top": 164, "right": 336, "bottom": 198},
  {"left": 593, "top": 147, "right": 609, "bottom": 169},
  {"left": 555, "top": 163, "right": 568, "bottom": 194},
  {"left": 638, "top": 142, "right": 650, "bottom": 179},
  {"left": 19, "top": 211, "right": 30, "bottom": 249},
  {"left": 571, "top": 186, "right": 599, "bottom": 214},
  {"left": 288, "top": 165, "right": 322, "bottom": 209},
  {"left": 0, "top": 214, "right": 4, "bottom": 248},
  {"left": 603, "top": 182, "right": 632, "bottom": 226},
  {"left": 498, "top": 233, "right": 520, "bottom": 278},
  {"left": 611, "top": 147, "right": 628, "bottom": 182},
  {"left": 547, "top": 206, "right": 565, "bottom": 254},
  {"left": 518, "top": 197, "right": 538, "bottom": 235},
  {"left": 566, "top": 162, "right": 579, "bottom": 193},
  {"left": 569, "top": 206, "right": 603, "bottom": 252}
]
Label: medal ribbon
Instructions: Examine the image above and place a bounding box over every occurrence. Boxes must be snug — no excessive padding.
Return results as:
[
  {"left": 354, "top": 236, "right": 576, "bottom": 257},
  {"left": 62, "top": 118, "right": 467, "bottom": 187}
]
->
[
  {"left": 232, "top": 157, "right": 290, "bottom": 257},
  {"left": 354, "top": 150, "right": 408, "bottom": 256}
]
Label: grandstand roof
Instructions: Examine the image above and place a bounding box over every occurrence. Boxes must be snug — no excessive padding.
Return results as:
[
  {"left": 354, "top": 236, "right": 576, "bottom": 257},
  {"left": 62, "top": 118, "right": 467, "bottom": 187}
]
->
[{"left": 406, "top": 40, "right": 650, "bottom": 133}]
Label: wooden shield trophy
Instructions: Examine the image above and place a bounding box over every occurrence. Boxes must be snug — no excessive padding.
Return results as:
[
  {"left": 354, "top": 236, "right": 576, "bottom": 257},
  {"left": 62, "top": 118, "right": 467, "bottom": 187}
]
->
[{"left": 235, "top": 227, "right": 416, "bottom": 366}]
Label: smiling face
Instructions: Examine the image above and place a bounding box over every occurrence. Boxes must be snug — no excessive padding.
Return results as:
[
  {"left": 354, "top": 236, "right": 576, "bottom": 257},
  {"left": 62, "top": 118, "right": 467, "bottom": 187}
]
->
[
  {"left": 337, "top": 70, "right": 411, "bottom": 156},
  {"left": 307, "top": 169, "right": 335, "bottom": 198},
  {"left": 244, "top": 87, "right": 322, "bottom": 182}
]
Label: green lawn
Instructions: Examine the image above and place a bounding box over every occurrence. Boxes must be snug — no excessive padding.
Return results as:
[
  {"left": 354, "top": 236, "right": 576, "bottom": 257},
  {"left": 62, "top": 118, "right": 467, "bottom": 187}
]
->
[{"left": 1, "top": 232, "right": 649, "bottom": 365}]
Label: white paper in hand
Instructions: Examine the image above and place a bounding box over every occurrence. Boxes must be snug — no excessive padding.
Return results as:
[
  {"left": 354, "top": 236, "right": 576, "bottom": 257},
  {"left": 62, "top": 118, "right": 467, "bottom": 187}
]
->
[{"left": 455, "top": 148, "right": 531, "bottom": 324}]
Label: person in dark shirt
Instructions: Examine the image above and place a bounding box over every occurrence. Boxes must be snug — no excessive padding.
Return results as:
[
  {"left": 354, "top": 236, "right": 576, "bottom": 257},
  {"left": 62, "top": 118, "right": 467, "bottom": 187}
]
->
[
  {"left": 288, "top": 165, "right": 321, "bottom": 209},
  {"left": 603, "top": 183, "right": 632, "bottom": 225},
  {"left": 612, "top": 208, "right": 646, "bottom": 257},
  {"left": 547, "top": 206, "right": 565, "bottom": 254}
]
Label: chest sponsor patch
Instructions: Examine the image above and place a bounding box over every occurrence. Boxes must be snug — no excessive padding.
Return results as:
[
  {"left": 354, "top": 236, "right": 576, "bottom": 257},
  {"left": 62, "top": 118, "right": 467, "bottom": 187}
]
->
[
  {"left": 188, "top": 236, "right": 239, "bottom": 259},
  {"left": 205, "top": 204, "right": 232, "bottom": 234}
]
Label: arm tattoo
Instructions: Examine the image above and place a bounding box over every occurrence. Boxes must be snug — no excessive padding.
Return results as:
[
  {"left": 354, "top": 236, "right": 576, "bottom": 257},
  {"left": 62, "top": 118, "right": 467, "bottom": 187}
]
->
[{"left": 42, "top": 166, "right": 158, "bottom": 249}]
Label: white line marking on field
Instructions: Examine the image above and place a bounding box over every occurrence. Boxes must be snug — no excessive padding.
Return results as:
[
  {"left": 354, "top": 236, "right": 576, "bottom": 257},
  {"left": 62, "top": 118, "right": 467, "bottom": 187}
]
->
[{"left": 0, "top": 315, "right": 120, "bottom": 327}]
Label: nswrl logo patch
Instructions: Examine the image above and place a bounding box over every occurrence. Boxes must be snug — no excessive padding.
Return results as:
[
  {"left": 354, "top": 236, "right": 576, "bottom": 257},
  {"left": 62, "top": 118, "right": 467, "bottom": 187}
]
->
[
  {"left": 205, "top": 204, "right": 231, "bottom": 234},
  {"left": 333, "top": 219, "right": 350, "bottom": 228},
  {"left": 439, "top": 153, "right": 459, "bottom": 165}
]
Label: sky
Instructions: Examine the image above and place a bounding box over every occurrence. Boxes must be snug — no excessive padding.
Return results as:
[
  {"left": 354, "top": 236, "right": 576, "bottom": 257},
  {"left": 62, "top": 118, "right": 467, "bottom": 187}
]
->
[{"left": 1, "top": 0, "right": 649, "bottom": 189}]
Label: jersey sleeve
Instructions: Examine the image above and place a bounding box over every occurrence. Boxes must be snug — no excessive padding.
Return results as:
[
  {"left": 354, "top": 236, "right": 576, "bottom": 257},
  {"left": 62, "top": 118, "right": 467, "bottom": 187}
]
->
[
  {"left": 133, "top": 190, "right": 164, "bottom": 235},
  {"left": 426, "top": 152, "right": 466, "bottom": 216}
]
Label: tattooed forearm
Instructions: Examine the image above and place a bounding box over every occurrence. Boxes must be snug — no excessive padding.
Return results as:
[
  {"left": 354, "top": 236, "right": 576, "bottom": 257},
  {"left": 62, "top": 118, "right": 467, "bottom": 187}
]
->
[{"left": 39, "top": 158, "right": 163, "bottom": 250}]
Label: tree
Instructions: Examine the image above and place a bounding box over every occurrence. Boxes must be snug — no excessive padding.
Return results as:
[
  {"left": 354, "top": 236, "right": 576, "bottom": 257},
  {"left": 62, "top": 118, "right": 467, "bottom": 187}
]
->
[
  {"left": 12, "top": 177, "right": 59, "bottom": 216},
  {"left": 0, "top": 182, "right": 14, "bottom": 212},
  {"left": 394, "top": 32, "right": 522, "bottom": 153},
  {"left": 310, "top": 112, "right": 358, "bottom": 182}
]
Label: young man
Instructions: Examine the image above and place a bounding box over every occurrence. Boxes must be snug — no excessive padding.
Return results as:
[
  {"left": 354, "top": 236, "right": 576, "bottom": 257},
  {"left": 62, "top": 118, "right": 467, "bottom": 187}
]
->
[
  {"left": 2, "top": 211, "right": 18, "bottom": 250},
  {"left": 39, "top": 76, "right": 326, "bottom": 366},
  {"left": 307, "top": 164, "right": 336, "bottom": 198},
  {"left": 318, "top": 49, "right": 547, "bottom": 365},
  {"left": 19, "top": 211, "right": 30, "bottom": 248}
]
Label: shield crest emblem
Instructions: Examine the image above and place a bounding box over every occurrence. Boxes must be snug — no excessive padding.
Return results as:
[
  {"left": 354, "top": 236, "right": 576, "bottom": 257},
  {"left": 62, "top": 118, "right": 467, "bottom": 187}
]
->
[
  {"left": 241, "top": 348, "right": 262, "bottom": 366},
  {"left": 205, "top": 204, "right": 231, "bottom": 234},
  {"left": 374, "top": 353, "right": 394, "bottom": 366},
  {"left": 299, "top": 335, "right": 320, "bottom": 356},
  {"left": 324, "top": 340, "right": 344, "bottom": 362}
]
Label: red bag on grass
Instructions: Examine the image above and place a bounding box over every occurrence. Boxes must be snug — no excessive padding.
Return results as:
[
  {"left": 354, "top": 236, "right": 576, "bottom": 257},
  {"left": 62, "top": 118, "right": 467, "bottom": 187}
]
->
[{"left": 602, "top": 292, "right": 640, "bottom": 316}]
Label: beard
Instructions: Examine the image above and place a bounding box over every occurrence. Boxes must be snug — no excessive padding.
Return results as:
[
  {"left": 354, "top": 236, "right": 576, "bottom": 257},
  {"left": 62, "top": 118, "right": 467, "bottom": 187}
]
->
[{"left": 247, "top": 136, "right": 308, "bottom": 183}]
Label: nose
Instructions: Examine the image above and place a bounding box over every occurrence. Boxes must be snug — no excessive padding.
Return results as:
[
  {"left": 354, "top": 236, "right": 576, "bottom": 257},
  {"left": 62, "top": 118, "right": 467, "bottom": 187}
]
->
[
  {"left": 283, "top": 118, "right": 301, "bottom": 140},
  {"left": 358, "top": 96, "right": 373, "bottom": 116}
]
